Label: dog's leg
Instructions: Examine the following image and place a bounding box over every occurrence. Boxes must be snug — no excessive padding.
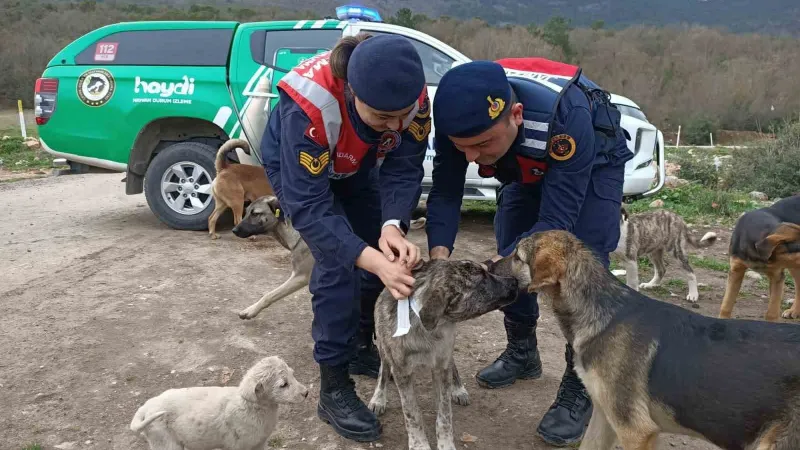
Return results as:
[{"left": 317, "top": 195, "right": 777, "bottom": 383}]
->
[
  {"left": 674, "top": 246, "right": 700, "bottom": 302},
  {"left": 624, "top": 258, "right": 640, "bottom": 291},
  {"left": 238, "top": 271, "right": 310, "bottom": 320},
  {"left": 208, "top": 201, "right": 228, "bottom": 240},
  {"left": 719, "top": 257, "right": 747, "bottom": 319},
  {"left": 394, "top": 372, "right": 432, "bottom": 450},
  {"left": 142, "top": 427, "right": 183, "bottom": 450},
  {"left": 450, "top": 361, "right": 469, "bottom": 406},
  {"left": 578, "top": 407, "right": 617, "bottom": 450},
  {"left": 639, "top": 250, "right": 665, "bottom": 290},
  {"left": 368, "top": 360, "right": 391, "bottom": 416},
  {"left": 765, "top": 267, "right": 786, "bottom": 322},
  {"left": 433, "top": 363, "right": 456, "bottom": 450},
  {"left": 616, "top": 432, "right": 659, "bottom": 450},
  {"left": 782, "top": 267, "right": 800, "bottom": 319}
]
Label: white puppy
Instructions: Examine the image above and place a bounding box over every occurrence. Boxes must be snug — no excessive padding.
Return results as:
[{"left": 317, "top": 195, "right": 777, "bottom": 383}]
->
[{"left": 130, "top": 355, "right": 308, "bottom": 450}]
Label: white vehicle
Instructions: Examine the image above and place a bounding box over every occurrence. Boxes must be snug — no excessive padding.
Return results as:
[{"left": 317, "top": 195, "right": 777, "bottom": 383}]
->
[{"left": 240, "top": 6, "right": 665, "bottom": 202}]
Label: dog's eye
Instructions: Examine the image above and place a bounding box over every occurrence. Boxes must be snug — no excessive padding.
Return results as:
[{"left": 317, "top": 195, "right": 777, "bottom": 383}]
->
[{"left": 280, "top": 380, "right": 288, "bottom": 388}]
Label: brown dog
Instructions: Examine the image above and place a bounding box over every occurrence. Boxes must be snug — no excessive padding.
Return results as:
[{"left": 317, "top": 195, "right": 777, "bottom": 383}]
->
[
  {"left": 208, "top": 139, "right": 274, "bottom": 240},
  {"left": 718, "top": 194, "right": 800, "bottom": 322},
  {"left": 492, "top": 230, "right": 800, "bottom": 450}
]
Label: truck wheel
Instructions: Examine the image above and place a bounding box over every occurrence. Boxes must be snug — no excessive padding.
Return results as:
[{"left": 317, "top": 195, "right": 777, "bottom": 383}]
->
[{"left": 144, "top": 141, "right": 218, "bottom": 231}]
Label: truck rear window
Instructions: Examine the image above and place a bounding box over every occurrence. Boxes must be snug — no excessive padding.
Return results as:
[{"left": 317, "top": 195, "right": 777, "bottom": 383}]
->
[{"left": 75, "top": 29, "right": 234, "bottom": 66}]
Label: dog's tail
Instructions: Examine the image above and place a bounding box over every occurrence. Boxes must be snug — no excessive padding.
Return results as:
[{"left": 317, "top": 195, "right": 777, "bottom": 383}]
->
[
  {"left": 215, "top": 138, "right": 251, "bottom": 174},
  {"left": 686, "top": 229, "right": 718, "bottom": 249},
  {"left": 129, "top": 410, "right": 167, "bottom": 433}
]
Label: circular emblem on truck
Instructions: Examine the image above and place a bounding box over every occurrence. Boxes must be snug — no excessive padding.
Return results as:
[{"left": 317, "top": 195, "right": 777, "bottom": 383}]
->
[{"left": 77, "top": 69, "right": 115, "bottom": 107}]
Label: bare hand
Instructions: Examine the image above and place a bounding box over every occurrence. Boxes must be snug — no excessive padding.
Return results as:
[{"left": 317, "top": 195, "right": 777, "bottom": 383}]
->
[
  {"left": 376, "top": 258, "right": 416, "bottom": 299},
  {"left": 379, "top": 225, "right": 420, "bottom": 267}
]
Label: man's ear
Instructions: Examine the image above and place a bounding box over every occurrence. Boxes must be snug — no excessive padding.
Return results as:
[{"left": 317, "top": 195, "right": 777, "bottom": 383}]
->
[
  {"left": 511, "top": 103, "right": 524, "bottom": 126},
  {"left": 527, "top": 245, "right": 566, "bottom": 292}
]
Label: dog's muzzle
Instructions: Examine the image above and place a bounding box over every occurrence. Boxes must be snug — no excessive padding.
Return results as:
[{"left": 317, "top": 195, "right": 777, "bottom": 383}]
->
[{"left": 231, "top": 221, "right": 264, "bottom": 238}]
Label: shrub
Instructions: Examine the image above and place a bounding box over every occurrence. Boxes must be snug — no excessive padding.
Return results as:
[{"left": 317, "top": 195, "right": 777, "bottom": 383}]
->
[
  {"left": 681, "top": 116, "right": 719, "bottom": 146},
  {"left": 721, "top": 120, "right": 800, "bottom": 199}
]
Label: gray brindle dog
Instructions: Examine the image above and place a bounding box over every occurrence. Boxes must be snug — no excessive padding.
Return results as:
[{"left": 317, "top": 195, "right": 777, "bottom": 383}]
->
[
  {"left": 230, "top": 195, "right": 426, "bottom": 320},
  {"left": 613, "top": 206, "right": 717, "bottom": 302},
  {"left": 368, "top": 259, "right": 519, "bottom": 450}
]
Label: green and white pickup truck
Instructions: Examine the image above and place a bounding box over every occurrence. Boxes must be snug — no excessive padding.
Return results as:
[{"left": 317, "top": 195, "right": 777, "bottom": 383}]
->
[{"left": 35, "top": 5, "right": 665, "bottom": 231}]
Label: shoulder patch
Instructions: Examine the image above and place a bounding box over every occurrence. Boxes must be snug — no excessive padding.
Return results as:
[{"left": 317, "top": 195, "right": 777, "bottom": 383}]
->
[
  {"left": 298, "top": 150, "right": 330, "bottom": 176},
  {"left": 304, "top": 123, "right": 324, "bottom": 147},
  {"left": 407, "top": 118, "right": 431, "bottom": 142},
  {"left": 415, "top": 96, "right": 431, "bottom": 120},
  {"left": 548, "top": 134, "right": 576, "bottom": 161}
]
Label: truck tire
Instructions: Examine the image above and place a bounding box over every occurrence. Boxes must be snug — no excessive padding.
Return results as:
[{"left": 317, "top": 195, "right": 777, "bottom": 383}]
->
[{"left": 144, "top": 141, "right": 218, "bottom": 231}]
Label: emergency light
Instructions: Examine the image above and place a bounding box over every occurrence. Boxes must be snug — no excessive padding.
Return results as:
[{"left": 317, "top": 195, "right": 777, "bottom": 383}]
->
[{"left": 335, "top": 5, "right": 383, "bottom": 22}]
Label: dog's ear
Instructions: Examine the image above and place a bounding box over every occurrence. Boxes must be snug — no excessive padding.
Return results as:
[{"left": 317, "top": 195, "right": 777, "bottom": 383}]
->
[
  {"left": 527, "top": 237, "right": 567, "bottom": 292},
  {"left": 266, "top": 196, "right": 281, "bottom": 213},
  {"left": 254, "top": 381, "right": 265, "bottom": 398},
  {"left": 757, "top": 223, "right": 800, "bottom": 259},
  {"left": 417, "top": 294, "right": 447, "bottom": 331}
]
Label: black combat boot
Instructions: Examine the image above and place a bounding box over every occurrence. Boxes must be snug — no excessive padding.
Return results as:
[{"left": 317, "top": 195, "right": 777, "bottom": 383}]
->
[
  {"left": 348, "top": 327, "right": 381, "bottom": 379},
  {"left": 475, "top": 317, "right": 542, "bottom": 389},
  {"left": 317, "top": 363, "right": 382, "bottom": 442},
  {"left": 536, "top": 343, "right": 593, "bottom": 447}
]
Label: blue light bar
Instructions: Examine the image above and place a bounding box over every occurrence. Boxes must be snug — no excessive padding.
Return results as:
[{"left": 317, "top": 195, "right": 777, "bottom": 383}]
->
[{"left": 335, "top": 4, "right": 383, "bottom": 22}]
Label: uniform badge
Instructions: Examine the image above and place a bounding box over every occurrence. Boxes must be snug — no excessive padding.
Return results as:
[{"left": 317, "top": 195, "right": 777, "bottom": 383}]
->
[
  {"left": 549, "top": 134, "right": 576, "bottom": 161},
  {"left": 378, "top": 131, "right": 401, "bottom": 152},
  {"left": 407, "top": 118, "right": 431, "bottom": 142},
  {"left": 487, "top": 96, "right": 505, "bottom": 119},
  {"left": 298, "top": 150, "right": 329, "bottom": 176},
  {"left": 415, "top": 97, "right": 431, "bottom": 119}
]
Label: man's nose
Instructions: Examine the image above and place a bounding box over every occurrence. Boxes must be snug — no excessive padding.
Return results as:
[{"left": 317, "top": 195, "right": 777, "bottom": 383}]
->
[
  {"left": 463, "top": 148, "right": 480, "bottom": 163},
  {"left": 387, "top": 117, "right": 402, "bottom": 131}
]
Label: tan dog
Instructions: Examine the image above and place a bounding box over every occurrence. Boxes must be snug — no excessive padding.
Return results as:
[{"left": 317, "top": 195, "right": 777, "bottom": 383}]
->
[
  {"left": 718, "top": 194, "right": 800, "bottom": 322},
  {"left": 492, "top": 230, "right": 800, "bottom": 450},
  {"left": 208, "top": 138, "right": 274, "bottom": 239}
]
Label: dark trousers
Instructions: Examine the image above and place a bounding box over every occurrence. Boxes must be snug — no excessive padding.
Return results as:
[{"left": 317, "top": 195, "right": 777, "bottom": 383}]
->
[
  {"left": 495, "top": 163, "right": 624, "bottom": 326},
  {"left": 275, "top": 168, "right": 385, "bottom": 366}
]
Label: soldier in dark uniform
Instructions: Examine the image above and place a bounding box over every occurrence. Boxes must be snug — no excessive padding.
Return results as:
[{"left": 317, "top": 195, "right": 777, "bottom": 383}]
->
[
  {"left": 259, "top": 34, "right": 431, "bottom": 442},
  {"left": 425, "top": 58, "right": 633, "bottom": 446}
]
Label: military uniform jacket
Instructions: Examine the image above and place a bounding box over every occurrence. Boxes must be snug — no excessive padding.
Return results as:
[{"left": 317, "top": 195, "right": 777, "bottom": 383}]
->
[
  {"left": 426, "top": 57, "right": 633, "bottom": 257},
  {"left": 261, "top": 51, "right": 431, "bottom": 269}
]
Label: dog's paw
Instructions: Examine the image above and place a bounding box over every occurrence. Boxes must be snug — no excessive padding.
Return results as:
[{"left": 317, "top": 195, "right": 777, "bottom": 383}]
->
[
  {"left": 210, "top": 233, "right": 220, "bottom": 240},
  {"left": 639, "top": 281, "right": 660, "bottom": 290},
  {"left": 782, "top": 308, "right": 800, "bottom": 319},
  {"left": 451, "top": 385, "right": 470, "bottom": 406},
  {"left": 248, "top": 235, "right": 257, "bottom": 241},
  {"left": 686, "top": 291, "right": 699, "bottom": 302},
  {"left": 238, "top": 308, "right": 257, "bottom": 320},
  {"left": 368, "top": 399, "right": 386, "bottom": 416}
]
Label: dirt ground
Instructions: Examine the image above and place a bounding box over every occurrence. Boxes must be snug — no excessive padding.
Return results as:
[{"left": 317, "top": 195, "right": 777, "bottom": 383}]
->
[{"left": 1, "top": 173, "right": 796, "bottom": 450}]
